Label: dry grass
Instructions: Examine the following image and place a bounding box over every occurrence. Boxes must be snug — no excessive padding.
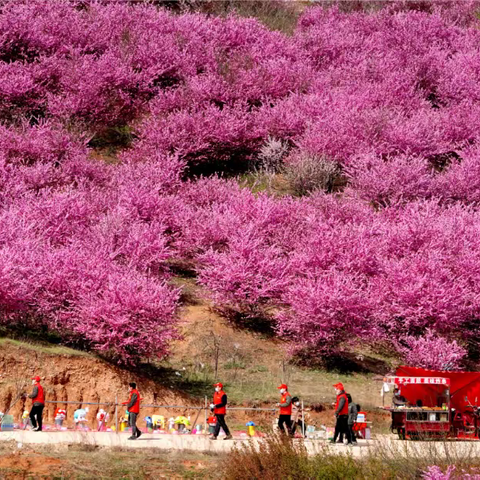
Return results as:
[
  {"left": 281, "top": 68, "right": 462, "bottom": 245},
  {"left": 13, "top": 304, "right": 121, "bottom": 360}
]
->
[
  {"left": 0, "top": 441, "right": 221, "bottom": 479},
  {"left": 222, "top": 433, "right": 480, "bottom": 480}
]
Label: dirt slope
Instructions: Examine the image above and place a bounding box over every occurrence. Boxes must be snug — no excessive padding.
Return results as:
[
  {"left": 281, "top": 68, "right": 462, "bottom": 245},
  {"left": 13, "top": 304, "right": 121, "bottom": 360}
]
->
[
  {"left": 0, "top": 339, "right": 193, "bottom": 428},
  {"left": 0, "top": 295, "right": 392, "bottom": 431}
]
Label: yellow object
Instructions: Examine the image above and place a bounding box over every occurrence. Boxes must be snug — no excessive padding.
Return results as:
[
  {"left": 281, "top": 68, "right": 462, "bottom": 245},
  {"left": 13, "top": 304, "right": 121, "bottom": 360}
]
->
[
  {"left": 248, "top": 425, "right": 255, "bottom": 437},
  {"left": 174, "top": 416, "right": 191, "bottom": 426},
  {"left": 152, "top": 415, "right": 165, "bottom": 429},
  {"left": 120, "top": 420, "right": 128, "bottom": 432}
]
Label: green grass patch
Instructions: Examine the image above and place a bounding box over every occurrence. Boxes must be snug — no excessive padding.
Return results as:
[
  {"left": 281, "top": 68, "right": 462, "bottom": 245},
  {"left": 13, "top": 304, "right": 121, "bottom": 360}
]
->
[{"left": 0, "top": 337, "right": 90, "bottom": 358}]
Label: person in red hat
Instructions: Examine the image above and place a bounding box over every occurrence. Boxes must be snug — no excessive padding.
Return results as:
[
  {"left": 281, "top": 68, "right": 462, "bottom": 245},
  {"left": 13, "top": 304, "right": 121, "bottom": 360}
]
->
[
  {"left": 27, "top": 376, "right": 45, "bottom": 432},
  {"left": 122, "top": 382, "right": 142, "bottom": 440},
  {"left": 210, "top": 382, "right": 232, "bottom": 440},
  {"left": 276, "top": 384, "right": 292, "bottom": 434},
  {"left": 331, "top": 382, "right": 352, "bottom": 444}
]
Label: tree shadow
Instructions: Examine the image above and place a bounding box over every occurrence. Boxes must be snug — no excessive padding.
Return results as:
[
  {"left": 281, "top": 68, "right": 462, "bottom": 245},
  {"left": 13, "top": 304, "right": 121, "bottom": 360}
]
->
[
  {"left": 131, "top": 362, "right": 213, "bottom": 400},
  {"left": 291, "top": 348, "right": 390, "bottom": 375}
]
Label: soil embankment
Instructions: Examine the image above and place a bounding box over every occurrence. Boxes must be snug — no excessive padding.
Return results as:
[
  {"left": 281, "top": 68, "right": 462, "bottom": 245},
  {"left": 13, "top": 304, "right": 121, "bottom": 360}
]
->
[{"left": 0, "top": 339, "right": 192, "bottom": 428}]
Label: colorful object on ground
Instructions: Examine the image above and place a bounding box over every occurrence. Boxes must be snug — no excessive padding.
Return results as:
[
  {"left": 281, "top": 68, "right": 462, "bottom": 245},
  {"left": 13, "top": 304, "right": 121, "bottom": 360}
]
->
[
  {"left": 54, "top": 408, "right": 67, "bottom": 427},
  {"left": 74, "top": 408, "right": 89, "bottom": 428},
  {"left": 152, "top": 415, "right": 165, "bottom": 430},
  {"left": 96, "top": 409, "right": 109, "bottom": 431},
  {"left": 174, "top": 416, "right": 191, "bottom": 426},
  {"left": 145, "top": 416, "right": 153, "bottom": 432},
  {"left": 0, "top": 414, "right": 14, "bottom": 431}
]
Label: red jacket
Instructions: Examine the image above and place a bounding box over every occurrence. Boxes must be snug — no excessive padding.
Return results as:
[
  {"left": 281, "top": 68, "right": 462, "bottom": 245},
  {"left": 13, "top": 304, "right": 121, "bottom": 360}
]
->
[
  {"left": 32, "top": 384, "right": 45, "bottom": 405},
  {"left": 213, "top": 390, "right": 227, "bottom": 415},
  {"left": 335, "top": 392, "right": 348, "bottom": 416},
  {"left": 123, "top": 389, "right": 140, "bottom": 414},
  {"left": 279, "top": 392, "right": 292, "bottom": 415}
]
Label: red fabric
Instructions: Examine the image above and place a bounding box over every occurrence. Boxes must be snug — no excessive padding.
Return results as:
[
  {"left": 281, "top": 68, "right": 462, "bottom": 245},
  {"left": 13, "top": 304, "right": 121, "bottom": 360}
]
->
[
  {"left": 207, "top": 416, "right": 217, "bottom": 424},
  {"left": 54, "top": 408, "right": 66, "bottom": 418},
  {"left": 213, "top": 390, "right": 226, "bottom": 415},
  {"left": 353, "top": 422, "right": 367, "bottom": 431},
  {"left": 33, "top": 384, "right": 44, "bottom": 405},
  {"left": 335, "top": 392, "right": 348, "bottom": 415},
  {"left": 124, "top": 389, "right": 140, "bottom": 413},
  {"left": 395, "top": 366, "right": 480, "bottom": 412},
  {"left": 353, "top": 411, "right": 367, "bottom": 431},
  {"left": 277, "top": 384, "right": 288, "bottom": 390},
  {"left": 280, "top": 392, "right": 292, "bottom": 415}
]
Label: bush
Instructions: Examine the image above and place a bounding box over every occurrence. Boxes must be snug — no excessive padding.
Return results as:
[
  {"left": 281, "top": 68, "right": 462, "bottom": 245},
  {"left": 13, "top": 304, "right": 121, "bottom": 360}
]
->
[
  {"left": 224, "top": 437, "right": 360, "bottom": 479},
  {"left": 223, "top": 433, "right": 480, "bottom": 480},
  {"left": 284, "top": 153, "right": 341, "bottom": 196},
  {"left": 258, "top": 137, "right": 289, "bottom": 173}
]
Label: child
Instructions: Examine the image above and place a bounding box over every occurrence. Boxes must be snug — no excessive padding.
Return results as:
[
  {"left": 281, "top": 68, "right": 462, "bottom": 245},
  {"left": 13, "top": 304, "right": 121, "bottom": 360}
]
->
[
  {"left": 290, "top": 397, "right": 308, "bottom": 437},
  {"left": 22, "top": 410, "right": 31, "bottom": 430},
  {"left": 340, "top": 394, "right": 358, "bottom": 444},
  {"left": 347, "top": 394, "right": 358, "bottom": 444},
  {"left": 207, "top": 414, "right": 217, "bottom": 435}
]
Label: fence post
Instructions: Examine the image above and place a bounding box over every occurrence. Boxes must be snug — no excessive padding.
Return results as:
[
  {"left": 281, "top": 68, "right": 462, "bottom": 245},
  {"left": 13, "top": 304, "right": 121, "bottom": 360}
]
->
[
  {"left": 115, "top": 394, "right": 118, "bottom": 434},
  {"left": 204, "top": 395, "right": 207, "bottom": 435},
  {"left": 301, "top": 399, "right": 305, "bottom": 438}
]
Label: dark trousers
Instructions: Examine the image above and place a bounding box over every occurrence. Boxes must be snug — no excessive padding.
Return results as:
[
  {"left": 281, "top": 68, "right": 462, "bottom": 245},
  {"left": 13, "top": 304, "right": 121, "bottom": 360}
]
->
[
  {"left": 213, "top": 414, "right": 230, "bottom": 437},
  {"left": 349, "top": 424, "right": 356, "bottom": 442},
  {"left": 129, "top": 412, "right": 140, "bottom": 436},
  {"left": 333, "top": 415, "right": 351, "bottom": 443},
  {"left": 339, "top": 424, "right": 356, "bottom": 443},
  {"left": 30, "top": 404, "right": 44, "bottom": 431},
  {"left": 278, "top": 415, "right": 291, "bottom": 434},
  {"left": 290, "top": 419, "right": 305, "bottom": 437}
]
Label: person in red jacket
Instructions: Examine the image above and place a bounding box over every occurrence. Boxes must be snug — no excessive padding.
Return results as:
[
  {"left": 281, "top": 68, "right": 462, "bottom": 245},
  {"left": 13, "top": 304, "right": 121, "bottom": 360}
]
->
[
  {"left": 122, "top": 382, "right": 142, "bottom": 440},
  {"left": 210, "top": 382, "right": 232, "bottom": 440},
  {"left": 276, "top": 383, "right": 292, "bottom": 434},
  {"left": 331, "top": 382, "right": 352, "bottom": 445},
  {"left": 27, "top": 376, "right": 45, "bottom": 432}
]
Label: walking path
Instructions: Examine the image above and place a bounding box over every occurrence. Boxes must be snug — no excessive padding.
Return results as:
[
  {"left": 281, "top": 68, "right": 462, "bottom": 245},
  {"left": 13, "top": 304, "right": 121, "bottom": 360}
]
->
[
  {"left": 0, "top": 430, "right": 369, "bottom": 455},
  {"left": 1, "top": 431, "right": 479, "bottom": 459}
]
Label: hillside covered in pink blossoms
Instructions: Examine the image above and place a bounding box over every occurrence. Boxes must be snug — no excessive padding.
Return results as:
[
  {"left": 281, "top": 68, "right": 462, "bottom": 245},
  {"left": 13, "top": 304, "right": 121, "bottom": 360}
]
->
[{"left": 2, "top": 0, "right": 480, "bottom": 367}]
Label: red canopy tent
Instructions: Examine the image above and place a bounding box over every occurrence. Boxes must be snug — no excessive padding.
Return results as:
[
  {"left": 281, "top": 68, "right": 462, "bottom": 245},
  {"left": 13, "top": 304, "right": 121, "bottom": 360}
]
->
[{"left": 395, "top": 366, "right": 480, "bottom": 411}]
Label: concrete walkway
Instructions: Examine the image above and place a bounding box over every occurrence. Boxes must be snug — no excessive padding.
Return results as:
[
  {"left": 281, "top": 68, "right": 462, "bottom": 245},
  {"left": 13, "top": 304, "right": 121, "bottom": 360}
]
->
[
  {"left": 2, "top": 431, "right": 479, "bottom": 459},
  {"left": 0, "top": 430, "right": 370, "bottom": 456}
]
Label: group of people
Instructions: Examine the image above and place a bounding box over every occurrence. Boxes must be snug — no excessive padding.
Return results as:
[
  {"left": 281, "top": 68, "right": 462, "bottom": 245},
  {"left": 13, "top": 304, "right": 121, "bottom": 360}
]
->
[
  {"left": 20, "top": 377, "right": 360, "bottom": 443},
  {"left": 21, "top": 377, "right": 142, "bottom": 439},
  {"left": 276, "top": 383, "right": 308, "bottom": 437},
  {"left": 331, "top": 382, "right": 360, "bottom": 445}
]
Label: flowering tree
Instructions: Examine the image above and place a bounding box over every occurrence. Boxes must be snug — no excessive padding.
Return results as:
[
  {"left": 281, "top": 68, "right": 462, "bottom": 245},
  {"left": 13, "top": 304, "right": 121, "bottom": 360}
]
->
[
  {"left": 400, "top": 331, "right": 467, "bottom": 371},
  {"left": 2, "top": 0, "right": 480, "bottom": 364}
]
